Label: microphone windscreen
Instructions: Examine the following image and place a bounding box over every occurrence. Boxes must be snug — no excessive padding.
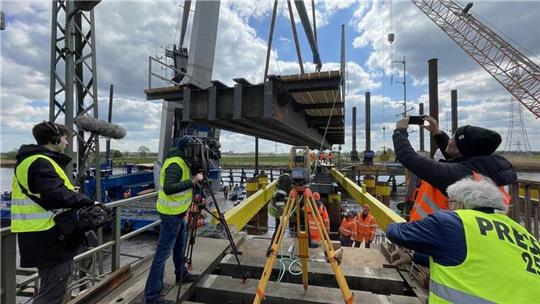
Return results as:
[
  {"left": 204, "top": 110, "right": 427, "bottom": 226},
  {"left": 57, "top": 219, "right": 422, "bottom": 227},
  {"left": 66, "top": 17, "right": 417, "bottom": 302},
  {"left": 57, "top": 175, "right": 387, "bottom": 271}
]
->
[{"left": 74, "top": 115, "right": 126, "bottom": 139}]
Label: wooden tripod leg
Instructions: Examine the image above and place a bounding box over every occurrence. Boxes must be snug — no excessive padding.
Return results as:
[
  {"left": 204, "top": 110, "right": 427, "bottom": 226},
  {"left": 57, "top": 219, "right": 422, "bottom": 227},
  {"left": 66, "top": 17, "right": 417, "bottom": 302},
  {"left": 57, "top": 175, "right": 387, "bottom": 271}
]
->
[
  {"left": 253, "top": 192, "right": 297, "bottom": 304},
  {"left": 307, "top": 197, "right": 355, "bottom": 304},
  {"left": 297, "top": 197, "right": 309, "bottom": 290}
]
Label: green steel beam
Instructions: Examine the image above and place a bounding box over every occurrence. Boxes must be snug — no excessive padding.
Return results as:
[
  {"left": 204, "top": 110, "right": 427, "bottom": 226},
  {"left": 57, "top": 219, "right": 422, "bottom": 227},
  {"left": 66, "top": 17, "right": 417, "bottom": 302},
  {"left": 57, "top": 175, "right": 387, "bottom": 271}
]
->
[
  {"left": 224, "top": 180, "right": 277, "bottom": 232},
  {"left": 331, "top": 168, "right": 405, "bottom": 230}
]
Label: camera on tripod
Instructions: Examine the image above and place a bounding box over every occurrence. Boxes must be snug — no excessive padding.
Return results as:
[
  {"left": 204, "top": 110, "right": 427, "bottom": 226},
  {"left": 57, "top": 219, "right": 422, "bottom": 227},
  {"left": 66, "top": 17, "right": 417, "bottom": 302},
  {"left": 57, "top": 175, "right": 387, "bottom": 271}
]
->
[
  {"left": 174, "top": 135, "right": 221, "bottom": 176},
  {"left": 288, "top": 146, "right": 311, "bottom": 186}
]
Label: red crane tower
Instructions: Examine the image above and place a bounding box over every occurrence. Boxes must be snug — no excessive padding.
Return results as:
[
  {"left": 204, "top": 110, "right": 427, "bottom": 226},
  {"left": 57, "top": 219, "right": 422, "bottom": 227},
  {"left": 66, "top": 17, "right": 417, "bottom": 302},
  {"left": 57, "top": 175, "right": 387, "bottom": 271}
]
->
[{"left": 411, "top": 0, "right": 540, "bottom": 119}]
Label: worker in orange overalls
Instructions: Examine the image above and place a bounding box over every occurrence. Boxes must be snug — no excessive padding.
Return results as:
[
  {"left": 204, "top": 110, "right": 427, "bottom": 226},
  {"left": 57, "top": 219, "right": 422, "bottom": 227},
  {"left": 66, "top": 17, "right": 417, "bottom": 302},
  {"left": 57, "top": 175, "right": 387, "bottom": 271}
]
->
[
  {"left": 307, "top": 193, "right": 330, "bottom": 247},
  {"left": 354, "top": 205, "right": 377, "bottom": 248},
  {"left": 318, "top": 152, "right": 324, "bottom": 163},
  {"left": 339, "top": 211, "right": 357, "bottom": 247},
  {"left": 328, "top": 152, "right": 334, "bottom": 164}
]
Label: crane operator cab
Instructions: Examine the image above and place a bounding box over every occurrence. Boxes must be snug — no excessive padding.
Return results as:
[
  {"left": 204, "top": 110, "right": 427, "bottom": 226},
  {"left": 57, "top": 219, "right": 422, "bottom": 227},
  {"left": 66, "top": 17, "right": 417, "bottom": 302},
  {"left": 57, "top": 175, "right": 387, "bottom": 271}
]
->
[{"left": 288, "top": 146, "right": 311, "bottom": 186}]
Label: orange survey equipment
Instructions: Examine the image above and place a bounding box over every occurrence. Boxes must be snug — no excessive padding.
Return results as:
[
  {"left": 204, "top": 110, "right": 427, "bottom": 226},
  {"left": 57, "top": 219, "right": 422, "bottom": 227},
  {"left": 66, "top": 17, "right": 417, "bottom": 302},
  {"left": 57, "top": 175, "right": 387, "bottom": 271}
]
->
[
  {"left": 410, "top": 171, "right": 511, "bottom": 221},
  {"left": 253, "top": 186, "right": 354, "bottom": 304}
]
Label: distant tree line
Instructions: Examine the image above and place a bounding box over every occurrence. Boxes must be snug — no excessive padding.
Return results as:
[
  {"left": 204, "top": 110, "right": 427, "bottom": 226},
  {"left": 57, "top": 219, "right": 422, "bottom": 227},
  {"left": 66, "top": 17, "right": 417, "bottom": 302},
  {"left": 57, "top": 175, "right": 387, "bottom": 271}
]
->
[{"left": 1, "top": 146, "right": 157, "bottom": 160}]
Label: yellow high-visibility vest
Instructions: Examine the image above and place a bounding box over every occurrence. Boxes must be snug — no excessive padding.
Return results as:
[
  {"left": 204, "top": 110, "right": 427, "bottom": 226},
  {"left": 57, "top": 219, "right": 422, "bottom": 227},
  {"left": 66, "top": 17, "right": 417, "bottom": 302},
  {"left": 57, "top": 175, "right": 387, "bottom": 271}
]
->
[
  {"left": 11, "top": 155, "right": 73, "bottom": 232},
  {"left": 429, "top": 209, "right": 540, "bottom": 303},
  {"left": 156, "top": 156, "right": 192, "bottom": 215}
]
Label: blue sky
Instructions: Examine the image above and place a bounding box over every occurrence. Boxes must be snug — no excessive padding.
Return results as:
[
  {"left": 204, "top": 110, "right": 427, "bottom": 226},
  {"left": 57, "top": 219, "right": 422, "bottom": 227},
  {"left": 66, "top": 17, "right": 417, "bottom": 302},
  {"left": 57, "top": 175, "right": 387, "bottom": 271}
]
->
[{"left": 1, "top": 0, "right": 540, "bottom": 154}]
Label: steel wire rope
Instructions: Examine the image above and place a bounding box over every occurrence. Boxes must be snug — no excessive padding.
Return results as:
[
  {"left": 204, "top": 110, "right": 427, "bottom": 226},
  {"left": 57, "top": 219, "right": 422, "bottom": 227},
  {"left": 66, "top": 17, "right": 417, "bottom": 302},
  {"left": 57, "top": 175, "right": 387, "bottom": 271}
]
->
[
  {"left": 273, "top": 47, "right": 282, "bottom": 75},
  {"left": 382, "top": 0, "right": 391, "bottom": 151},
  {"left": 458, "top": 0, "right": 538, "bottom": 59},
  {"left": 173, "top": 0, "right": 182, "bottom": 49},
  {"left": 312, "top": 78, "right": 341, "bottom": 174},
  {"left": 168, "top": 0, "right": 183, "bottom": 82}
]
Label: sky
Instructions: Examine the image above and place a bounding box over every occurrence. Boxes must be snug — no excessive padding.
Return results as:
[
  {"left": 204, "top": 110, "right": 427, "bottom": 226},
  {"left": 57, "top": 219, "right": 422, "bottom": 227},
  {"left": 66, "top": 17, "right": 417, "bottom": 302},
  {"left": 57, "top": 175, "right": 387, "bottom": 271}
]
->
[{"left": 1, "top": 0, "right": 540, "bottom": 155}]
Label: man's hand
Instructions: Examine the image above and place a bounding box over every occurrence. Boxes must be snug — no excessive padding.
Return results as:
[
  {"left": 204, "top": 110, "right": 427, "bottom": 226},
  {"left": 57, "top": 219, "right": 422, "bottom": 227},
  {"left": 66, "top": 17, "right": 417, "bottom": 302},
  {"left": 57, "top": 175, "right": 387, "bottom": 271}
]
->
[
  {"left": 396, "top": 117, "right": 409, "bottom": 129},
  {"left": 192, "top": 173, "right": 204, "bottom": 185},
  {"left": 423, "top": 115, "right": 441, "bottom": 134},
  {"left": 391, "top": 247, "right": 412, "bottom": 266}
]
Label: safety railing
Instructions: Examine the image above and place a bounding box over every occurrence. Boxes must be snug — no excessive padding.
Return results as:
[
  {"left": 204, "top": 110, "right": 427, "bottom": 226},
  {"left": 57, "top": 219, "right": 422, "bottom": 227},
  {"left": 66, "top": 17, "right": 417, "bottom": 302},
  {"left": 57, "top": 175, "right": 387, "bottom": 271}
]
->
[
  {"left": 509, "top": 179, "right": 540, "bottom": 240},
  {"left": 147, "top": 56, "right": 209, "bottom": 90},
  {"left": 147, "top": 56, "right": 182, "bottom": 89},
  {"left": 221, "top": 167, "right": 286, "bottom": 187},
  {"left": 0, "top": 192, "right": 159, "bottom": 304}
]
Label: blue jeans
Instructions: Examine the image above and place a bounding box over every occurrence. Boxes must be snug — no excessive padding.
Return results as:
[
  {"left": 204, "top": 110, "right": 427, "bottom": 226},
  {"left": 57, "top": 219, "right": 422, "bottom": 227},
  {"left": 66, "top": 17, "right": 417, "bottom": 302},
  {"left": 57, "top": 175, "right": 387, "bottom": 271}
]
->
[{"left": 144, "top": 214, "right": 189, "bottom": 304}]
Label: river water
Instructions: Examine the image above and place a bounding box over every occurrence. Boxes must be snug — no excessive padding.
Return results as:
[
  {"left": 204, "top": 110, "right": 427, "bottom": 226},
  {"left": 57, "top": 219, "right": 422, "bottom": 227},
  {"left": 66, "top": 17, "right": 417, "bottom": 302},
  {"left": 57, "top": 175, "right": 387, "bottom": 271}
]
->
[{"left": 1, "top": 167, "right": 13, "bottom": 192}]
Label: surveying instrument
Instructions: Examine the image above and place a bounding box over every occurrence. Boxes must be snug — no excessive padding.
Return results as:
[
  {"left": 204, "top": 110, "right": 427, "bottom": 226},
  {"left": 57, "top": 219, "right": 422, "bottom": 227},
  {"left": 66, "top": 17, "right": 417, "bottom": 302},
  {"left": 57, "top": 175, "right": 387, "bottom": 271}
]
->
[{"left": 253, "top": 146, "right": 354, "bottom": 304}]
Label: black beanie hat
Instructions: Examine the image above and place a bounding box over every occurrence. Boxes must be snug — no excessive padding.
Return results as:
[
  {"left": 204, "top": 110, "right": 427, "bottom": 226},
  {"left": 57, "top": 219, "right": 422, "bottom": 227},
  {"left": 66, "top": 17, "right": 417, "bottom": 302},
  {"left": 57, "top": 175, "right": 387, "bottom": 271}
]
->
[{"left": 454, "top": 125, "right": 502, "bottom": 157}]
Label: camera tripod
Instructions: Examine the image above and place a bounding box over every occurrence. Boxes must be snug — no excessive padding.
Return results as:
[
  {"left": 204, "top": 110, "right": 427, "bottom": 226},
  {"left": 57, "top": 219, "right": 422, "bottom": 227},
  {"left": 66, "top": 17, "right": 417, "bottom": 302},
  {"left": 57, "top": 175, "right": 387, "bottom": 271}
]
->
[
  {"left": 253, "top": 185, "right": 354, "bottom": 304},
  {"left": 175, "top": 178, "right": 247, "bottom": 303}
]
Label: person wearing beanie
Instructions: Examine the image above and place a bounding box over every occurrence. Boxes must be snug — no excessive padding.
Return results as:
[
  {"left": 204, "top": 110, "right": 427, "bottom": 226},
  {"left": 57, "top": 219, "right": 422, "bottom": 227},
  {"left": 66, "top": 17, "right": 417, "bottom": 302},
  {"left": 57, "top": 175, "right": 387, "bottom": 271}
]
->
[{"left": 392, "top": 115, "right": 516, "bottom": 221}]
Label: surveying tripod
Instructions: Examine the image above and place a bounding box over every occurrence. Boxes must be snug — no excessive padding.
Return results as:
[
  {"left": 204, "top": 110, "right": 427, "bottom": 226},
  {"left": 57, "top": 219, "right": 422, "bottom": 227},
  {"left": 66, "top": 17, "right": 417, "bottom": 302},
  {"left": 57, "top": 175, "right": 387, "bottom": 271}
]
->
[
  {"left": 175, "top": 179, "right": 247, "bottom": 303},
  {"left": 253, "top": 185, "right": 354, "bottom": 304}
]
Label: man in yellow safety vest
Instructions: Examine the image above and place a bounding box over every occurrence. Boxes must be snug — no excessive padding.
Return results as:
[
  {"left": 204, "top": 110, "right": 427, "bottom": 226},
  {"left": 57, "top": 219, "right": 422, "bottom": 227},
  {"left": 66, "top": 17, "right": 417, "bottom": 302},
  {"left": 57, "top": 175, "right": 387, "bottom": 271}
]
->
[
  {"left": 11, "top": 121, "right": 96, "bottom": 304},
  {"left": 387, "top": 176, "right": 540, "bottom": 303},
  {"left": 144, "top": 137, "right": 203, "bottom": 304}
]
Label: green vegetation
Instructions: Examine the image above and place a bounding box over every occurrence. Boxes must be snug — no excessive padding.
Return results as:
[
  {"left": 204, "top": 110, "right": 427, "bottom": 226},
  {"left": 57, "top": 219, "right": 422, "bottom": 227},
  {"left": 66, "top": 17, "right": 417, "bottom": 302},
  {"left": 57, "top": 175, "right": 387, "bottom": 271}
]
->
[
  {"left": 220, "top": 153, "right": 289, "bottom": 167},
  {"left": 3, "top": 148, "right": 540, "bottom": 169}
]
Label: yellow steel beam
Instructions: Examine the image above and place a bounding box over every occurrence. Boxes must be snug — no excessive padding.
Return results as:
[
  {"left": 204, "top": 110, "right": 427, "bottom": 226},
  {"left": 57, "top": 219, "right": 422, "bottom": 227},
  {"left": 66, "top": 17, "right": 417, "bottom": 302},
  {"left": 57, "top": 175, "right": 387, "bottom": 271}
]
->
[
  {"left": 224, "top": 180, "right": 277, "bottom": 232},
  {"left": 331, "top": 168, "right": 405, "bottom": 230}
]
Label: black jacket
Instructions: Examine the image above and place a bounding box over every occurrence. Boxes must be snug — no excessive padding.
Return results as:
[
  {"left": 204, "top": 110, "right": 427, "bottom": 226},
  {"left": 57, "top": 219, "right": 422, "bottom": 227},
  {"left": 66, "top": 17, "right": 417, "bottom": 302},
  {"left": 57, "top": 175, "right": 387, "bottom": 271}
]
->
[
  {"left": 162, "top": 148, "right": 194, "bottom": 217},
  {"left": 14, "top": 145, "right": 94, "bottom": 267},
  {"left": 393, "top": 128, "right": 517, "bottom": 193}
]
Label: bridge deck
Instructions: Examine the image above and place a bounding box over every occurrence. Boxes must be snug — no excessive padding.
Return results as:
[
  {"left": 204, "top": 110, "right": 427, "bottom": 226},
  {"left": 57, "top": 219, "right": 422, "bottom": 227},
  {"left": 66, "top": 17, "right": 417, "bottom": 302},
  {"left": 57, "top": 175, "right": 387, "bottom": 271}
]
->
[{"left": 145, "top": 71, "right": 344, "bottom": 149}]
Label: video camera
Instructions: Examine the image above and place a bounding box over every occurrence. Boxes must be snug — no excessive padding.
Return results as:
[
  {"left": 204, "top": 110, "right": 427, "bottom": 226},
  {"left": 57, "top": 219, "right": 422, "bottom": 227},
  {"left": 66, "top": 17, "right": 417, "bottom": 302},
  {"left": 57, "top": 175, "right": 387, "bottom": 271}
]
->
[
  {"left": 174, "top": 135, "right": 221, "bottom": 176},
  {"left": 288, "top": 146, "right": 311, "bottom": 185}
]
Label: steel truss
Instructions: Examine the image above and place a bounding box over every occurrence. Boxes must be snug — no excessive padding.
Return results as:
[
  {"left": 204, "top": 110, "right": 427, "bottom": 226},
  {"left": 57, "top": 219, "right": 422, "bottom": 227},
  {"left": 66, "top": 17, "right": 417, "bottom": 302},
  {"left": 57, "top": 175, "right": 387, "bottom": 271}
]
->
[
  {"left": 411, "top": 0, "right": 540, "bottom": 118},
  {"left": 49, "top": 0, "right": 101, "bottom": 197}
]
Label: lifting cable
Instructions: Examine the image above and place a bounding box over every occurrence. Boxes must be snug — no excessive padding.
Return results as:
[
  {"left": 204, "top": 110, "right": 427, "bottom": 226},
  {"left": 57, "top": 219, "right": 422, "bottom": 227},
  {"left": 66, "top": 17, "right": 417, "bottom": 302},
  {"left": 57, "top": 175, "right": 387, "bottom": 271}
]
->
[
  {"left": 173, "top": 1, "right": 182, "bottom": 49},
  {"left": 263, "top": 0, "right": 279, "bottom": 81},
  {"left": 311, "top": 0, "right": 339, "bottom": 174},
  {"left": 287, "top": 0, "right": 305, "bottom": 74},
  {"left": 313, "top": 81, "right": 341, "bottom": 174}
]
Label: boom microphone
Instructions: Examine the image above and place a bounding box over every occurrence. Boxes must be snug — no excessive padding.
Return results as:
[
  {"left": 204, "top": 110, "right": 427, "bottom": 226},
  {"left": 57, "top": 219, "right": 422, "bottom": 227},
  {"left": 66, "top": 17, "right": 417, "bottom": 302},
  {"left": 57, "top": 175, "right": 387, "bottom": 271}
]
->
[{"left": 74, "top": 115, "right": 126, "bottom": 139}]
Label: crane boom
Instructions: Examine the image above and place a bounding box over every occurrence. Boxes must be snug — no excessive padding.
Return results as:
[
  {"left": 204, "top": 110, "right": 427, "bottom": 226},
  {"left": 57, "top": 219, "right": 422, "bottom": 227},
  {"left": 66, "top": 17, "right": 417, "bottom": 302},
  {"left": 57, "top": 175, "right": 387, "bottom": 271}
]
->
[{"left": 411, "top": 0, "right": 540, "bottom": 118}]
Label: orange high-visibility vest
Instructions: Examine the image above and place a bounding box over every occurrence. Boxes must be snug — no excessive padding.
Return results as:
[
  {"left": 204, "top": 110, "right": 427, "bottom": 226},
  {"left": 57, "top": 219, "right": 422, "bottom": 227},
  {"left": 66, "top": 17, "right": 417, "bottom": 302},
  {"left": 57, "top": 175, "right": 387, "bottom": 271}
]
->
[
  {"left": 308, "top": 205, "right": 330, "bottom": 241},
  {"left": 339, "top": 218, "right": 357, "bottom": 239},
  {"left": 356, "top": 213, "right": 377, "bottom": 241},
  {"left": 410, "top": 171, "right": 511, "bottom": 222}
]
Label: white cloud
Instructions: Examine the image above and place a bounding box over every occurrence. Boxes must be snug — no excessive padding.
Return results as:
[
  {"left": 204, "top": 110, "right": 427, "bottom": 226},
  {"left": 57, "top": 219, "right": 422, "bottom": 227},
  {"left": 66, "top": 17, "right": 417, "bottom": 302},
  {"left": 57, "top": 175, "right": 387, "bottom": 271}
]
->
[
  {"left": 2, "top": 0, "right": 540, "bottom": 156},
  {"left": 348, "top": 0, "right": 540, "bottom": 151}
]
